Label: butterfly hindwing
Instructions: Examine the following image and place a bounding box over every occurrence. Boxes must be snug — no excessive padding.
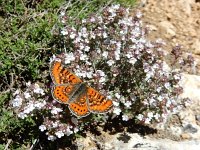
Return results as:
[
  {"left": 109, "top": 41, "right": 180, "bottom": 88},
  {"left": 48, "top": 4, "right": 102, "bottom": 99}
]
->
[
  {"left": 52, "top": 84, "right": 76, "bottom": 104},
  {"left": 68, "top": 92, "right": 90, "bottom": 118}
]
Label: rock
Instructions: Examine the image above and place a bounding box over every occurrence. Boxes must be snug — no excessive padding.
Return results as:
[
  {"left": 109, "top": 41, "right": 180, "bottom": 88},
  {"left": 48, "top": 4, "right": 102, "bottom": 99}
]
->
[
  {"left": 159, "top": 21, "right": 176, "bottom": 37},
  {"left": 104, "top": 133, "right": 200, "bottom": 150},
  {"left": 183, "top": 124, "right": 198, "bottom": 133},
  {"left": 181, "top": 133, "right": 192, "bottom": 139},
  {"left": 192, "top": 39, "right": 200, "bottom": 55},
  {"left": 180, "top": 74, "right": 200, "bottom": 105},
  {"left": 178, "top": 0, "right": 194, "bottom": 16},
  {"left": 196, "top": 115, "right": 200, "bottom": 122}
]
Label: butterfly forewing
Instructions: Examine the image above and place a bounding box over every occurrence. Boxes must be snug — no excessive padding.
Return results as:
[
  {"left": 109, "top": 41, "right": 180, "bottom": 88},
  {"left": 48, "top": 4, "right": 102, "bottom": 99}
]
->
[{"left": 50, "top": 61, "right": 82, "bottom": 84}]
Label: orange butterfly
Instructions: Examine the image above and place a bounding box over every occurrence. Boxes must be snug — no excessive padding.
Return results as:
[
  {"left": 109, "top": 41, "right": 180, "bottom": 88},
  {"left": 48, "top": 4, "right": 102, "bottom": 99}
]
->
[{"left": 50, "top": 61, "right": 113, "bottom": 118}]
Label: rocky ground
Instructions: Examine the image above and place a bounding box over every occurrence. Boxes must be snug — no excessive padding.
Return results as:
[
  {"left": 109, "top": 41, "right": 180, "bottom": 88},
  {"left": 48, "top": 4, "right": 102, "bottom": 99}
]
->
[
  {"left": 74, "top": 1, "right": 200, "bottom": 149},
  {"left": 141, "top": 0, "right": 200, "bottom": 73}
]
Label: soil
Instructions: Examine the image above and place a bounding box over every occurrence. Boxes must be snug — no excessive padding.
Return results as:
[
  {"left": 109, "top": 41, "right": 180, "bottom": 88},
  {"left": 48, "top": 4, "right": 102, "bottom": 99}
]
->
[{"left": 139, "top": 0, "right": 200, "bottom": 73}]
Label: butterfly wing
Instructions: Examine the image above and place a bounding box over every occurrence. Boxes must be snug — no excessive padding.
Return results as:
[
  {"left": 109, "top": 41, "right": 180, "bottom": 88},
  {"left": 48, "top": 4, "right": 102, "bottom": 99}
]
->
[
  {"left": 52, "top": 84, "right": 76, "bottom": 104},
  {"left": 87, "top": 87, "right": 113, "bottom": 113},
  {"left": 50, "top": 61, "right": 82, "bottom": 85},
  {"left": 50, "top": 61, "right": 82, "bottom": 104},
  {"left": 68, "top": 92, "right": 90, "bottom": 118}
]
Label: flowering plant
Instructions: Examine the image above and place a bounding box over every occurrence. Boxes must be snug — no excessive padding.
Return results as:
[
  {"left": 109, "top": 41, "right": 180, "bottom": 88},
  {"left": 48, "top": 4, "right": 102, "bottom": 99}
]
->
[{"left": 11, "top": 4, "right": 195, "bottom": 140}]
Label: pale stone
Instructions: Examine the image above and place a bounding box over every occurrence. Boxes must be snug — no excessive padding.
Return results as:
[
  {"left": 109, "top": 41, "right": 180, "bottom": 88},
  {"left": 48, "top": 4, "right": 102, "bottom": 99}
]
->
[
  {"left": 159, "top": 21, "right": 176, "bottom": 37},
  {"left": 180, "top": 74, "right": 200, "bottom": 105},
  {"left": 192, "top": 39, "right": 200, "bottom": 55}
]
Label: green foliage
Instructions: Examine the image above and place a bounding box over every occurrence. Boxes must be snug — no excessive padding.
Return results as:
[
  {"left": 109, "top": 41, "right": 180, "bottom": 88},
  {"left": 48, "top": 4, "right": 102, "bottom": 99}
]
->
[
  {"left": 0, "top": 0, "right": 136, "bottom": 149},
  {"left": 115, "top": 0, "right": 137, "bottom": 7}
]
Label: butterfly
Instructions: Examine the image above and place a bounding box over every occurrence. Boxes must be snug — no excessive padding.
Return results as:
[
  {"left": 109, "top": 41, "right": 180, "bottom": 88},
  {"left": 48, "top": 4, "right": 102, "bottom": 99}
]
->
[{"left": 50, "top": 60, "right": 113, "bottom": 118}]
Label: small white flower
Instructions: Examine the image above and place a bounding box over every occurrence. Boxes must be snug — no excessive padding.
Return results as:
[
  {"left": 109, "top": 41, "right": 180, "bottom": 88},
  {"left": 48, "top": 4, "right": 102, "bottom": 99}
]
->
[
  {"left": 35, "top": 101, "right": 46, "bottom": 109},
  {"left": 52, "top": 121, "right": 58, "bottom": 128},
  {"left": 113, "top": 101, "right": 119, "bottom": 107},
  {"left": 55, "top": 130, "right": 64, "bottom": 138},
  {"left": 116, "top": 42, "right": 121, "bottom": 50},
  {"left": 96, "top": 70, "right": 105, "bottom": 77},
  {"left": 122, "top": 114, "right": 129, "bottom": 121},
  {"left": 136, "top": 12, "right": 142, "bottom": 18},
  {"left": 115, "top": 93, "right": 121, "bottom": 99},
  {"left": 99, "top": 77, "right": 106, "bottom": 83},
  {"left": 24, "top": 103, "right": 35, "bottom": 114},
  {"left": 74, "top": 127, "right": 79, "bottom": 133},
  {"left": 147, "top": 112, "right": 154, "bottom": 119},
  {"left": 145, "top": 71, "right": 154, "bottom": 81},
  {"left": 70, "top": 32, "right": 76, "bottom": 39},
  {"left": 66, "top": 126, "right": 73, "bottom": 136},
  {"left": 82, "top": 33, "right": 88, "bottom": 38},
  {"left": 82, "top": 19, "right": 86, "bottom": 23},
  {"left": 61, "top": 29, "right": 68, "bottom": 35},
  {"left": 129, "top": 58, "right": 137, "bottom": 65},
  {"left": 113, "top": 4, "right": 120, "bottom": 10},
  {"left": 157, "top": 96, "right": 163, "bottom": 102},
  {"left": 12, "top": 95, "right": 23, "bottom": 107},
  {"left": 156, "top": 87, "right": 162, "bottom": 92},
  {"left": 64, "top": 52, "right": 75, "bottom": 64},
  {"left": 86, "top": 71, "right": 93, "bottom": 79},
  {"left": 34, "top": 84, "right": 45, "bottom": 95},
  {"left": 24, "top": 92, "right": 31, "bottom": 99},
  {"left": 152, "top": 64, "right": 159, "bottom": 69},
  {"left": 39, "top": 125, "right": 47, "bottom": 132},
  {"left": 166, "top": 100, "right": 172, "bottom": 107},
  {"left": 90, "top": 17, "right": 96, "bottom": 22},
  {"left": 113, "top": 107, "right": 121, "bottom": 115},
  {"left": 149, "top": 98, "right": 156, "bottom": 104},
  {"left": 124, "top": 101, "right": 132, "bottom": 108},
  {"left": 103, "top": 32, "right": 107, "bottom": 38},
  {"left": 48, "top": 135, "right": 56, "bottom": 141},
  {"left": 74, "top": 36, "right": 81, "bottom": 43},
  {"left": 80, "top": 53, "right": 88, "bottom": 61},
  {"left": 84, "top": 46, "right": 90, "bottom": 52},
  {"left": 137, "top": 114, "right": 143, "bottom": 121},
  {"left": 114, "top": 50, "right": 120, "bottom": 60},
  {"left": 51, "top": 107, "right": 63, "bottom": 115},
  {"left": 18, "top": 112, "right": 27, "bottom": 119},
  {"left": 174, "top": 74, "right": 181, "bottom": 80},
  {"left": 49, "top": 55, "right": 61, "bottom": 63},
  {"left": 60, "top": 11, "right": 65, "bottom": 16},
  {"left": 164, "top": 82, "right": 171, "bottom": 89},
  {"left": 126, "top": 52, "right": 132, "bottom": 58},
  {"left": 90, "top": 31, "right": 96, "bottom": 39},
  {"left": 26, "top": 81, "right": 31, "bottom": 87},
  {"left": 145, "top": 118, "right": 151, "bottom": 124},
  {"left": 154, "top": 113, "right": 160, "bottom": 120}
]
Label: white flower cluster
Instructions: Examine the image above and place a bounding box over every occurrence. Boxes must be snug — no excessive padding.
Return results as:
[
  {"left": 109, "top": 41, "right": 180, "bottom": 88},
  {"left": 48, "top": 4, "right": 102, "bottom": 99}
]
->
[
  {"left": 56, "top": 4, "right": 185, "bottom": 125},
  {"left": 12, "top": 82, "right": 47, "bottom": 119},
  {"left": 39, "top": 119, "right": 79, "bottom": 141}
]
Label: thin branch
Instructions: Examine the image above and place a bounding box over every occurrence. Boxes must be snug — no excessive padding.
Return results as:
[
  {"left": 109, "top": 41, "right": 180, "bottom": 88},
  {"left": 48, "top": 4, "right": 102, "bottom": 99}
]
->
[{"left": 4, "top": 139, "right": 12, "bottom": 150}]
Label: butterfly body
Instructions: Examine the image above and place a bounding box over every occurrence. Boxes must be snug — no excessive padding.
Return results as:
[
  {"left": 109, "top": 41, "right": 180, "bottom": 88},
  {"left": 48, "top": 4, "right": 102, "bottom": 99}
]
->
[{"left": 50, "top": 61, "right": 113, "bottom": 118}]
